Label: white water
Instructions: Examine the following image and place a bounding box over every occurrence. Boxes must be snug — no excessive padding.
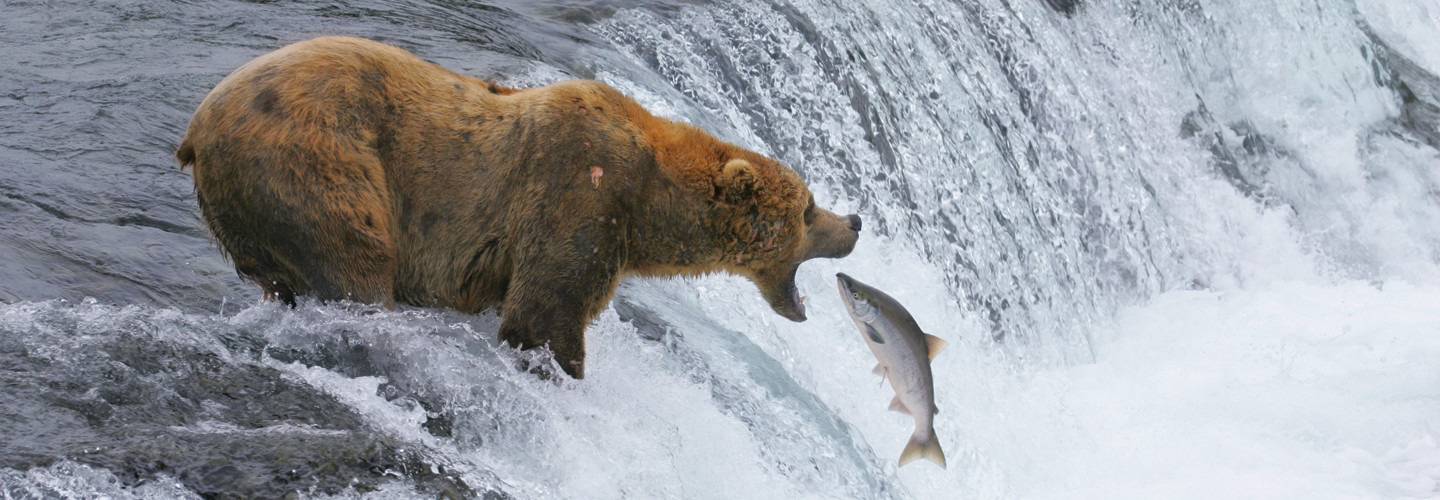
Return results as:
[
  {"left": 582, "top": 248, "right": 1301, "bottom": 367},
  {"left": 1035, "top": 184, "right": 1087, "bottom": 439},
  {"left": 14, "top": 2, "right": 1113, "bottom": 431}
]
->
[
  {"left": 3, "top": 0, "right": 1438, "bottom": 498},
  {"left": 577, "top": 0, "right": 1440, "bottom": 497},
  {"left": 646, "top": 235, "right": 1440, "bottom": 499}
]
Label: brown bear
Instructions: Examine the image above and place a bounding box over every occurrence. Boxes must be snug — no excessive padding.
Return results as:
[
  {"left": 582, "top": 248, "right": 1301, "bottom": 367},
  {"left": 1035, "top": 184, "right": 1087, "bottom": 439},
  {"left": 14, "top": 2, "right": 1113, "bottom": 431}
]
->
[{"left": 176, "top": 36, "right": 861, "bottom": 378}]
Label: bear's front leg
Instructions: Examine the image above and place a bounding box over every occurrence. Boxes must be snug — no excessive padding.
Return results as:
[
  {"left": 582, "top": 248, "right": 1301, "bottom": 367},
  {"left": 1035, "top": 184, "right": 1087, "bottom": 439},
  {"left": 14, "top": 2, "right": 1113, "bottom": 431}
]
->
[{"left": 497, "top": 238, "right": 621, "bottom": 379}]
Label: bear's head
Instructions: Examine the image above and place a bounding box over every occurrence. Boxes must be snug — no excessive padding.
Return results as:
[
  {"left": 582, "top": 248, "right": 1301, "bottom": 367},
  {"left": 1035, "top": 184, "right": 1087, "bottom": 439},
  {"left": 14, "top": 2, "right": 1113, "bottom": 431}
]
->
[
  {"left": 708, "top": 156, "right": 861, "bottom": 322},
  {"left": 636, "top": 115, "right": 861, "bottom": 322}
]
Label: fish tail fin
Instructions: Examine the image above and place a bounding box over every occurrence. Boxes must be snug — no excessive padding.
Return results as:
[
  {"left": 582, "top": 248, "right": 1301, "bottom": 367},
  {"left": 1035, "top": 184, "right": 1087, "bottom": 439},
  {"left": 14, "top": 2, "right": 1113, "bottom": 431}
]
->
[{"left": 898, "top": 433, "right": 946, "bottom": 468}]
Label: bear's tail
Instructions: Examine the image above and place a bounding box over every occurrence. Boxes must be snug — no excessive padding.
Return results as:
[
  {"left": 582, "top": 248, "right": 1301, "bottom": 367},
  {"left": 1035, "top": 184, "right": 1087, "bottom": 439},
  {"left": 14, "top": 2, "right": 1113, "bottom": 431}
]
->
[{"left": 176, "top": 140, "right": 196, "bottom": 169}]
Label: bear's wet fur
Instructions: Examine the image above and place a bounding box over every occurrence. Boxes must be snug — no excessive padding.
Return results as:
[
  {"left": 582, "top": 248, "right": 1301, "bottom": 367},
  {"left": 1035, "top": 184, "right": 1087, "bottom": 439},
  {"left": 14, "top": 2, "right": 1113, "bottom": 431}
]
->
[{"left": 177, "top": 37, "right": 861, "bottom": 378}]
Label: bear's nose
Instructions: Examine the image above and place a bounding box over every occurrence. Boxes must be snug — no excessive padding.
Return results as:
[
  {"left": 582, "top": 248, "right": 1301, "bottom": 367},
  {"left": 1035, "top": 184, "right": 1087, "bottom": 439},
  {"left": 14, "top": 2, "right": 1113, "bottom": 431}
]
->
[{"left": 847, "top": 214, "right": 862, "bottom": 232}]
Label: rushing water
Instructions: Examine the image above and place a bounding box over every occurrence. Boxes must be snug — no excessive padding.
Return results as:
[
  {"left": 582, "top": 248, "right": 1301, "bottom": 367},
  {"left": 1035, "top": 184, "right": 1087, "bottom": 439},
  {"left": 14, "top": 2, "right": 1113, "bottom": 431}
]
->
[{"left": 1, "top": 0, "right": 1437, "bottom": 498}]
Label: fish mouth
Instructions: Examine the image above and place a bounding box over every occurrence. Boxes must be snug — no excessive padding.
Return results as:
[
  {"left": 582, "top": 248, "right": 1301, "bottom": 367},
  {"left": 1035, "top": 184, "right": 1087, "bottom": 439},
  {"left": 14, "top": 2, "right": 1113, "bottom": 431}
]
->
[
  {"left": 835, "top": 273, "right": 855, "bottom": 313},
  {"left": 762, "top": 268, "right": 806, "bottom": 322}
]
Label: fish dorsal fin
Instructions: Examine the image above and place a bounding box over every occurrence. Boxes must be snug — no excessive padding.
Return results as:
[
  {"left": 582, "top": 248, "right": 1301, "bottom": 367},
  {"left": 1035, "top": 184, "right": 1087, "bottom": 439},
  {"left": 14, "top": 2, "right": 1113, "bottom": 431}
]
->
[
  {"left": 865, "top": 324, "right": 885, "bottom": 344},
  {"left": 925, "top": 334, "right": 947, "bottom": 361},
  {"left": 888, "top": 395, "right": 910, "bottom": 415}
]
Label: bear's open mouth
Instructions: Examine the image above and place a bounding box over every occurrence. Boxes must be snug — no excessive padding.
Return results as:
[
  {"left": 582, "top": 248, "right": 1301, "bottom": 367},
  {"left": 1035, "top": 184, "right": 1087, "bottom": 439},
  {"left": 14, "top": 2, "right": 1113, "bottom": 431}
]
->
[
  {"left": 765, "top": 270, "right": 807, "bottom": 322},
  {"left": 787, "top": 280, "right": 806, "bottom": 319}
]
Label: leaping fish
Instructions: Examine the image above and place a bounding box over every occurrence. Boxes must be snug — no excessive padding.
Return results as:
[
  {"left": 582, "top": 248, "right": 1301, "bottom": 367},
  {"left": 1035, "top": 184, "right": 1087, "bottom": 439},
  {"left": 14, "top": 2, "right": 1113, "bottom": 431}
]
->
[{"left": 837, "top": 272, "right": 947, "bottom": 468}]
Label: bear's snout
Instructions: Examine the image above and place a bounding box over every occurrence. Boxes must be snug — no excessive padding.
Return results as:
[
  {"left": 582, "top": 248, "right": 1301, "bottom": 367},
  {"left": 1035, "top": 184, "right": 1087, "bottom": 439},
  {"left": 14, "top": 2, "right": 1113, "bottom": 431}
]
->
[{"left": 795, "top": 206, "right": 861, "bottom": 262}]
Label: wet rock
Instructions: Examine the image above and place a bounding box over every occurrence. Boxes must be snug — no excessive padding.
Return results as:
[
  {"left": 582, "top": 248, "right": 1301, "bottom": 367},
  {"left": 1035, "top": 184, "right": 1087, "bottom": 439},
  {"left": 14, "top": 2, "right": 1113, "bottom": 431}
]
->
[
  {"left": 1179, "top": 98, "right": 1300, "bottom": 200},
  {"left": 1042, "top": 0, "right": 1079, "bottom": 16},
  {"left": 1358, "top": 23, "right": 1440, "bottom": 150},
  {"left": 0, "top": 306, "right": 494, "bottom": 499}
]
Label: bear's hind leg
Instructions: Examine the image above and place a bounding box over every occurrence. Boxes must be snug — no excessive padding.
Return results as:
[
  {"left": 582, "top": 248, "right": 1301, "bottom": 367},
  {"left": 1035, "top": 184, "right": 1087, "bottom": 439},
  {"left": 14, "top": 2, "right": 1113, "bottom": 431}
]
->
[
  {"left": 288, "top": 233, "right": 397, "bottom": 307},
  {"left": 193, "top": 135, "right": 399, "bottom": 308},
  {"left": 222, "top": 204, "right": 397, "bottom": 308}
]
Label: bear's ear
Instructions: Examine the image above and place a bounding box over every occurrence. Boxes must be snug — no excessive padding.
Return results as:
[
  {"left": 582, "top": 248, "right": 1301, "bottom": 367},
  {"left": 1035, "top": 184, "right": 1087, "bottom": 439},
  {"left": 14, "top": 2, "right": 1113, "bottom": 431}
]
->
[{"left": 714, "top": 159, "right": 759, "bottom": 205}]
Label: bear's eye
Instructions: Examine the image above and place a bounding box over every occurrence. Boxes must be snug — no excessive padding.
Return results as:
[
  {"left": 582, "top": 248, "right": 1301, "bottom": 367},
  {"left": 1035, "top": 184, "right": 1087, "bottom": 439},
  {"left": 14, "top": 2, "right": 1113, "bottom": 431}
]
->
[{"left": 803, "top": 197, "right": 816, "bottom": 224}]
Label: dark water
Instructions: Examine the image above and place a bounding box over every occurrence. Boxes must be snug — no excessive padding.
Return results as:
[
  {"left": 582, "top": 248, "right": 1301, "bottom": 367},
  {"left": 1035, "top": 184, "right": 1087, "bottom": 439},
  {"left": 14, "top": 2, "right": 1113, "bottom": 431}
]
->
[{"left": 2, "top": 0, "right": 1438, "bottom": 498}]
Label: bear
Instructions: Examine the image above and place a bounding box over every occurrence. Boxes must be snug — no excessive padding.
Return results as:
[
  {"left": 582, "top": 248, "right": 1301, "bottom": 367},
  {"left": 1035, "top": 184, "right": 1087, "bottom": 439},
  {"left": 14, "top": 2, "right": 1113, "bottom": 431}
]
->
[{"left": 176, "top": 36, "right": 862, "bottom": 378}]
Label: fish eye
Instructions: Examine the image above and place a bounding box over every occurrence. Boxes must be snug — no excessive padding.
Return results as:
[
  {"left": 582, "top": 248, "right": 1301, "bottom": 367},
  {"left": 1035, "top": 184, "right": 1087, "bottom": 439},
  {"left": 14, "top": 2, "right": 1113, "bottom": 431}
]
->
[{"left": 851, "top": 292, "right": 860, "bottom": 299}]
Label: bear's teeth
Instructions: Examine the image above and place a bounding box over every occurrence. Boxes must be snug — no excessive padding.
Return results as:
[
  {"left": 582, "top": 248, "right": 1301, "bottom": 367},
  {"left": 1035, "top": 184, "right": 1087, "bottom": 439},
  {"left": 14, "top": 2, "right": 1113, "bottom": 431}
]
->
[{"left": 791, "top": 284, "right": 806, "bottom": 316}]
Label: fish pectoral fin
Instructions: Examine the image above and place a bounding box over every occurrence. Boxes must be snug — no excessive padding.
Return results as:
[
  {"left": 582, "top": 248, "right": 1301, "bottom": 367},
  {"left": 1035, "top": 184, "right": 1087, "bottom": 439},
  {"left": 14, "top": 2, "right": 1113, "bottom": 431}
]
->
[
  {"left": 925, "top": 333, "right": 947, "bottom": 360},
  {"left": 888, "top": 395, "right": 910, "bottom": 415},
  {"left": 872, "top": 363, "right": 884, "bottom": 376},
  {"left": 865, "top": 324, "right": 885, "bottom": 344}
]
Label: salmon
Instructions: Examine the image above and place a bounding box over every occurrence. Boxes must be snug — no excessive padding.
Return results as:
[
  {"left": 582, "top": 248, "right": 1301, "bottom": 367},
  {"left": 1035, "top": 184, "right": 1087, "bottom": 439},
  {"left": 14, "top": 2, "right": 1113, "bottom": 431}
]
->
[{"left": 837, "top": 273, "right": 947, "bottom": 468}]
